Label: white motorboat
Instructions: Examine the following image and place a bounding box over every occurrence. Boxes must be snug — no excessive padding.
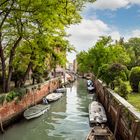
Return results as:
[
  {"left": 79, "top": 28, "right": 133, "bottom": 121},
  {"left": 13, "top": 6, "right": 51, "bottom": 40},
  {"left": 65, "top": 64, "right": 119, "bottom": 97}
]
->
[
  {"left": 55, "top": 88, "right": 66, "bottom": 93},
  {"left": 87, "top": 80, "right": 93, "bottom": 86},
  {"left": 87, "top": 85, "right": 95, "bottom": 91},
  {"left": 87, "top": 80, "right": 95, "bottom": 92},
  {"left": 24, "top": 104, "right": 50, "bottom": 120},
  {"left": 44, "top": 93, "right": 63, "bottom": 102},
  {"left": 89, "top": 101, "right": 107, "bottom": 124}
]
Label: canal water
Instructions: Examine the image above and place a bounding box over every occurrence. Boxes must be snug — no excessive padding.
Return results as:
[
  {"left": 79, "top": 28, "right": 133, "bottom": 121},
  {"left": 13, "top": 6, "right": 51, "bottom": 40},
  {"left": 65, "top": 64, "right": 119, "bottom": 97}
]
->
[{"left": 0, "top": 79, "right": 93, "bottom": 140}]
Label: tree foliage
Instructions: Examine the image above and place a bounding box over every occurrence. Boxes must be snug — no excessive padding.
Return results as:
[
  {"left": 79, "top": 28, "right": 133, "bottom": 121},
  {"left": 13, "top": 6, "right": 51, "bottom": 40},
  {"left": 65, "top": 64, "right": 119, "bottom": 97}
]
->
[
  {"left": 130, "top": 66, "right": 140, "bottom": 92},
  {"left": 114, "top": 79, "right": 131, "bottom": 100},
  {"left": 98, "top": 63, "right": 128, "bottom": 89},
  {"left": 77, "top": 36, "right": 130, "bottom": 76},
  {"left": 77, "top": 36, "right": 132, "bottom": 92},
  {"left": 0, "top": 0, "right": 96, "bottom": 92},
  {"left": 124, "top": 37, "right": 140, "bottom": 68},
  {"left": 76, "top": 51, "right": 89, "bottom": 74},
  {"left": 87, "top": 36, "right": 112, "bottom": 75}
]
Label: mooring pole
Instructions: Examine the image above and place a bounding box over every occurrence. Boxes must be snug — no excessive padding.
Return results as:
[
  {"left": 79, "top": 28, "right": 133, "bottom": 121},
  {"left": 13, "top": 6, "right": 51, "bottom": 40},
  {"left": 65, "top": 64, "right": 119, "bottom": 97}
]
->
[
  {"left": 131, "top": 120, "right": 139, "bottom": 140},
  {"left": 114, "top": 104, "right": 122, "bottom": 137},
  {"left": 0, "top": 116, "right": 4, "bottom": 133}
]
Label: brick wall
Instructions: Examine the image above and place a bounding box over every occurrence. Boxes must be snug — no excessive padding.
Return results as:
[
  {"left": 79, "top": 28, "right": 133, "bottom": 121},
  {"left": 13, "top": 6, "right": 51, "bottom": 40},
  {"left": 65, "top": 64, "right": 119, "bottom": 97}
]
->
[{"left": 0, "top": 78, "right": 60, "bottom": 125}]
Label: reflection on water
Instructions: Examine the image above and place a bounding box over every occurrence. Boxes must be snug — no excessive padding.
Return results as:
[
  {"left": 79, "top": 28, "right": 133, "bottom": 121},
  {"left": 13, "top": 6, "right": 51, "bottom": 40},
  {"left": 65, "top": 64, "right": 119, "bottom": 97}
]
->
[{"left": 0, "top": 79, "right": 93, "bottom": 140}]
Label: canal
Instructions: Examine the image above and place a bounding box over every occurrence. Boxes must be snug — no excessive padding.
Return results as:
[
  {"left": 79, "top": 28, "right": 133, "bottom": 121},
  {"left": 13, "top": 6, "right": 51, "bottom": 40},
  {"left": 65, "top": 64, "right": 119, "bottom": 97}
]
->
[{"left": 0, "top": 79, "right": 93, "bottom": 140}]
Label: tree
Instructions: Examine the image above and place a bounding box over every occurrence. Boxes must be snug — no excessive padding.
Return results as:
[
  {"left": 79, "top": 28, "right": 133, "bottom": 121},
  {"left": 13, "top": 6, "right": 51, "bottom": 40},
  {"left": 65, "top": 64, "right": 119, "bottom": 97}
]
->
[
  {"left": 77, "top": 36, "right": 130, "bottom": 77},
  {"left": 107, "top": 44, "right": 130, "bottom": 65},
  {"left": 76, "top": 51, "right": 89, "bottom": 74},
  {"left": 88, "top": 36, "right": 112, "bottom": 75},
  {"left": 124, "top": 37, "right": 140, "bottom": 68},
  {"left": 1, "top": 0, "right": 95, "bottom": 92},
  {"left": 98, "top": 63, "right": 128, "bottom": 89},
  {"left": 98, "top": 64, "right": 110, "bottom": 85},
  {"left": 129, "top": 66, "right": 140, "bottom": 92}
]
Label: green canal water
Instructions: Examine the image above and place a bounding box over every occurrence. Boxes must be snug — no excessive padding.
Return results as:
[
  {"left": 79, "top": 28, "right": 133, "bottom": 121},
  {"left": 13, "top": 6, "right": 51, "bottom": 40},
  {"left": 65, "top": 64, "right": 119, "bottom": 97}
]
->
[{"left": 0, "top": 79, "right": 93, "bottom": 140}]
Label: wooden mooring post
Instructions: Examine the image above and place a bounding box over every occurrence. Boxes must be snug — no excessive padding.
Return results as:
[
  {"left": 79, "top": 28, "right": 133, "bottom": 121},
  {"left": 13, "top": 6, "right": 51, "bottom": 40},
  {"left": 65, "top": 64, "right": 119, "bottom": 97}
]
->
[
  {"left": 131, "top": 120, "right": 139, "bottom": 140},
  {"left": 114, "top": 104, "right": 122, "bottom": 137},
  {"left": 0, "top": 116, "right": 4, "bottom": 133}
]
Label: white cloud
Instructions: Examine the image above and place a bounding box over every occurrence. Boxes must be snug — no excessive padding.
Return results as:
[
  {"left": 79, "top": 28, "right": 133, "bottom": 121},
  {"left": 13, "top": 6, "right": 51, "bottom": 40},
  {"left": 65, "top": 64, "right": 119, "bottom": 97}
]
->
[
  {"left": 66, "top": 18, "right": 122, "bottom": 62},
  {"left": 86, "top": 0, "right": 140, "bottom": 10},
  {"left": 109, "top": 31, "right": 121, "bottom": 40},
  {"left": 66, "top": 1, "right": 140, "bottom": 62},
  {"left": 132, "top": 29, "right": 140, "bottom": 37},
  {"left": 129, "top": 0, "right": 140, "bottom": 5},
  {"left": 92, "top": 0, "right": 129, "bottom": 10},
  {"left": 66, "top": 18, "right": 140, "bottom": 62},
  {"left": 67, "top": 19, "right": 110, "bottom": 52},
  {"left": 123, "top": 29, "right": 140, "bottom": 41}
]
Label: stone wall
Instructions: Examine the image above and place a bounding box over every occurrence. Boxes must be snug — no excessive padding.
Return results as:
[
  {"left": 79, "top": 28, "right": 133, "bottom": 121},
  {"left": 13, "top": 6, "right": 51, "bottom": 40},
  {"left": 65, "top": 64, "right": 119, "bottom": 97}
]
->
[{"left": 0, "top": 78, "right": 60, "bottom": 127}]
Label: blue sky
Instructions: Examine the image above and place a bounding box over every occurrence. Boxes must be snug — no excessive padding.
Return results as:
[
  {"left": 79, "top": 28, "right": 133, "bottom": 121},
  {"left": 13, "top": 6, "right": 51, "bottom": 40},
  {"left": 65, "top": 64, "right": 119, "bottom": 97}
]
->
[
  {"left": 67, "top": 0, "right": 140, "bottom": 62},
  {"left": 83, "top": 4, "right": 140, "bottom": 31}
]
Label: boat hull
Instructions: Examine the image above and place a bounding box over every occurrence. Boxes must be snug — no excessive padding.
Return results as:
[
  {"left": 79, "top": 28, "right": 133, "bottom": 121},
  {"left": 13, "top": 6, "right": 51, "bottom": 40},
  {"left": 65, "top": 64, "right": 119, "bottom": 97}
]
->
[
  {"left": 87, "top": 86, "right": 95, "bottom": 92},
  {"left": 89, "top": 101, "right": 107, "bottom": 124},
  {"left": 24, "top": 104, "right": 49, "bottom": 120},
  {"left": 44, "top": 93, "right": 63, "bottom": 102},
  {"left": 55, "top": 88, "right": 66, "bottom": 93},
  {"left": 86, "top": 126, "right": 116, "bottom": 140},
  {"left": 24, "top": 109, "right": 47, "bottom": 120}
]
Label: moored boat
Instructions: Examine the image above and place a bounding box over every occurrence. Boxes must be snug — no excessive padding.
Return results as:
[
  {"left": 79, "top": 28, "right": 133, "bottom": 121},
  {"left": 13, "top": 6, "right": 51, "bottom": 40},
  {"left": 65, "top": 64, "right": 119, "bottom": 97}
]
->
[
  {"left": 24, "top": 104, "right": 50, "bottom": 120},
  {"left": 87, "top": 85, "right": 95, "bottom": 92},
  {"left": 43, "top": 93, "right": 63, "bottom": 102},
  {"left": 55, "top": 88, "right": 66, "bottom": 93},
  {"left": 89, "top": 101, "right": 107, "bottom": 125},
  {"left": 87, "top": 80, "right": 95, "bottom": 92},
  {"left": 86, "top": 126, "right": 116, "bottom": 140}
]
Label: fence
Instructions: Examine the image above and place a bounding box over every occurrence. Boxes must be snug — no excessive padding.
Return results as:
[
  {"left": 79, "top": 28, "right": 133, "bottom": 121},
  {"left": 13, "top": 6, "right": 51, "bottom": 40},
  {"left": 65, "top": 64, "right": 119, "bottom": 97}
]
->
[{"left": 94, "top": 79, "right": 140, "bottom": 140}]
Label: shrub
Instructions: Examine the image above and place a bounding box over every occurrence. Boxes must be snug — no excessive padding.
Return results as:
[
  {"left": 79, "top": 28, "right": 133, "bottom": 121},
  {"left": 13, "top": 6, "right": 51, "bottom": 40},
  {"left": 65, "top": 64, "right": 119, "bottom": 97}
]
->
[
  {"left": 14, "top": 88, "right": 26, "bottom": 100},
  {"left": 108, "top": 63, "right": 128, "bottom": 80},
  {"left": 115, "top": 79, "right": 132, "bottom": 99},
  {"left": 5, "top": 88, "right": 27, "bottom": 102},
  {"left": 98, "top": 63, "right": 128, "bottom": 89},
  {"left": 6, "top": 91, "right": 17, "bottom": 102},
  {"left": 0, "top": 95, "right": 5, "bottom": 105},
  {"left": 129, "top": 66, "right": 140, "bottom": 92}
]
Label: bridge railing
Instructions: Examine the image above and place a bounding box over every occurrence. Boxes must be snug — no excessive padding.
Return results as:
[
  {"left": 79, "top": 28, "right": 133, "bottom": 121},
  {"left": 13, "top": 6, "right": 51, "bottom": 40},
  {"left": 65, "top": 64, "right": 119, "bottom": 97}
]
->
[{"left": 94, "top": 79, "right": 140, "bottom": 140}]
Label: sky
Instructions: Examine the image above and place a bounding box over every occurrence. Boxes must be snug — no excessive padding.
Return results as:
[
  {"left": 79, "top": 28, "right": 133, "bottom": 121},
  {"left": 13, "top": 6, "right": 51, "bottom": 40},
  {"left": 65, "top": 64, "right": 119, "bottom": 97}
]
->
[{"left": 66, "top": 0, "right": 140, "bottom": 62}]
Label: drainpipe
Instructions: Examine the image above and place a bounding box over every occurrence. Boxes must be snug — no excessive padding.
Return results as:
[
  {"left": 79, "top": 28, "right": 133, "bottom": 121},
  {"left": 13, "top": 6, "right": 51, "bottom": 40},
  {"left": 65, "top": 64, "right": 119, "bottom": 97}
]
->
[{"left": 63, "top": 70, "right": 66, "bottom": 87}]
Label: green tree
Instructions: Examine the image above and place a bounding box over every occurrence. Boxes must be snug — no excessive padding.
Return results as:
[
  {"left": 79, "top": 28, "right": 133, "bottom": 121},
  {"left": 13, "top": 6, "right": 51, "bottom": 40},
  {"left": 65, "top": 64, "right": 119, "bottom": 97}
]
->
[
  {"left": 129, "top": 66, "right": 140, "bottom": 92},
  {"left": 76, "top": 51, "right": 89, "bottom": 74},
  {"left": 87, "top": 36, "right": 130, "bottom": 75},
  {"left": 88, "top": 36, "right": 112, "bottom": 75},
  {"left": 98, "top": 64, "right": 110, "bottom": 85},
  {"left": 107, "top": 44, "right": 130, "bottom": 65},
  {"left": 77, "top": 36, "right": 130, "bottom": 77},
  {"left": 0, "top": 0, "right": 95, "bottom": 92},
  {"left": 124, "top": 37, "right": 140, "bottom": 68},
  {"left": 98, "top": 63, "right": 128, "bottom": 89},
  {"left": 114, "top": 79, "right": 131, "bottom": 100}
]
